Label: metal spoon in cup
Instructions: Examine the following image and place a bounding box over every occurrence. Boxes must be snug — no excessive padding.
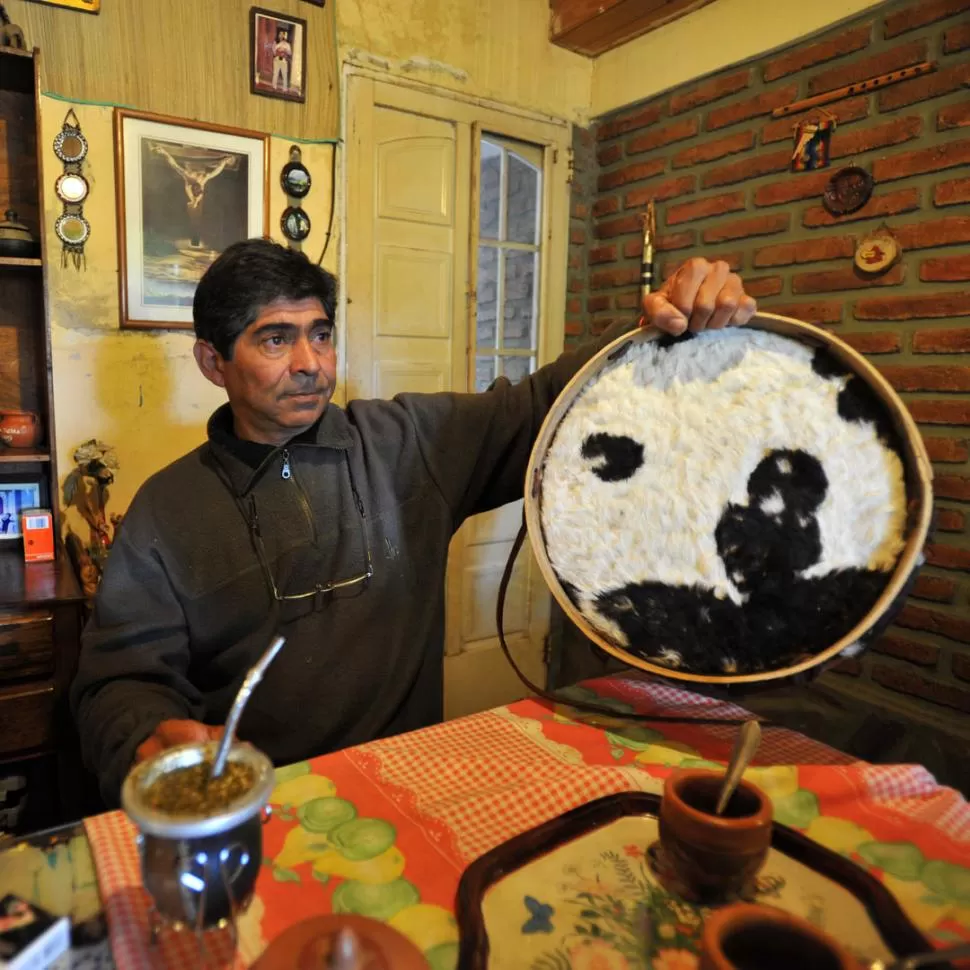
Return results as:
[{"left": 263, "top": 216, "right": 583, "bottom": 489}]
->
[
  {"left": 716, "top": 720, "right": 763, "bottom": 815},
  {"left": 210, "top": 635, "right": 286, "bottom": 779}
]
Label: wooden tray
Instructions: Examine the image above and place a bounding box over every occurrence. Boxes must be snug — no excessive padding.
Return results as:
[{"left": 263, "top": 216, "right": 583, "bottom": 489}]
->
[{"left": 456, "top": 792, "right": 938, "bottom": 970}]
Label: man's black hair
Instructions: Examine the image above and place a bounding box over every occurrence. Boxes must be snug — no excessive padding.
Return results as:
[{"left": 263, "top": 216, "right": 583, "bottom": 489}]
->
[{"left": 193, "top": 238, "right": 337, "bottom": 359}]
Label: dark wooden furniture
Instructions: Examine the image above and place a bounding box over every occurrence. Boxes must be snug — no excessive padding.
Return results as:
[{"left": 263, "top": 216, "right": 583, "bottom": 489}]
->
[{"left": 1, "top": 47, "right": 86, "bottom": 834}]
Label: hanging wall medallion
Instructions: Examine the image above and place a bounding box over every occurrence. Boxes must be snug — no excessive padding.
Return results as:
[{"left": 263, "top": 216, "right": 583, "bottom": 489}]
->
[
  {"left": 279, "top": 145, "right": 311, "bottom": 248},
  {"left": 53, "top": 108, "right": 90, "bottom": 269},
  {"left": 281, "top": 206, "right": 311, "bottom": 242},
  {"left": 823, "top": 166, "right": 874, "bottom": 217},
  {"left": 855, "top": 225, "right": 900, "bottom": 276},
  {"left": 791, "top": 115, "right": 836, "bottom": 172}
]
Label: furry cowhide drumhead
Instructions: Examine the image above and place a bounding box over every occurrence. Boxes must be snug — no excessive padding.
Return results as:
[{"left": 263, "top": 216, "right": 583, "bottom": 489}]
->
[{"left": 537, "top": 326, "right": 912, "bottom": 677}]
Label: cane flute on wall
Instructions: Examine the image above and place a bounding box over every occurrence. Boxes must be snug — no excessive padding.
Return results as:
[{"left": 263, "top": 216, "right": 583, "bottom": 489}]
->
[{"left": 640, "top": 201, "right": 656, "bottom": 297}]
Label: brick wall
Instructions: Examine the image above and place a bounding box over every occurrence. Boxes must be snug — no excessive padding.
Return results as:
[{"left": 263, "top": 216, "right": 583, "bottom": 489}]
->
[{"left": 572, "top": 0, "right": 970, "bottom": 723}]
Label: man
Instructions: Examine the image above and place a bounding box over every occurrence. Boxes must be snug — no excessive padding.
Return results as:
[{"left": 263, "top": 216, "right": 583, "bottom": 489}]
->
[{"left": 70, "top": 239, "right": 756, "bottom": 805}]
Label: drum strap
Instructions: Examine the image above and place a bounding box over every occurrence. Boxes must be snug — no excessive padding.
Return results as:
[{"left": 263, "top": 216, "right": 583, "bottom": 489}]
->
[{"left": 496, "top": 517, "right": 767, "bottom": 727}]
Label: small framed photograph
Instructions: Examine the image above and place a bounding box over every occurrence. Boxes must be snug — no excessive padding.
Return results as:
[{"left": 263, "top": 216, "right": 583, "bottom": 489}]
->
[
  {"left": 24, "top": 0, "right": 99, "bottom": 13},
  {"left": 250, "top": 7, "right": 307, "bottom": 103},
  {"left": 0, "top": 477, "right": 45, "bottom": 541},
  {"left": 114, "top": 108, "right": 268, "bottom": 330}
]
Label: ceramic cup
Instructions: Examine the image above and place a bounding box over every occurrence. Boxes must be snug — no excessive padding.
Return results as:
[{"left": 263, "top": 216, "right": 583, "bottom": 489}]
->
[
  {"left": 0, "top": 410, "right": 42, "bottom": 449},
  {"left": 700, "top": 903, "right": 859, "bottom": 970},
  {"left": 658, "top": 769, "right": 772, "bottom": 902}
]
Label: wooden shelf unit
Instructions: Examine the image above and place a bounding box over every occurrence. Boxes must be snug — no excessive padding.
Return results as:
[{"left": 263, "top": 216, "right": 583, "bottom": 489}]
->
[{"left": 0, "top": 47, "right": 86, "bottom": 834}]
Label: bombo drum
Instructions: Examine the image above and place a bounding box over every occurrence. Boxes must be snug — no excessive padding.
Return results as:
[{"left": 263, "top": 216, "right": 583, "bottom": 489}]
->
[
  {"left": 122, "top": 741, "right": 275, "bottom": 931},
  {"left": 525, "top": 312, "right": 933, "bottom": 687}
]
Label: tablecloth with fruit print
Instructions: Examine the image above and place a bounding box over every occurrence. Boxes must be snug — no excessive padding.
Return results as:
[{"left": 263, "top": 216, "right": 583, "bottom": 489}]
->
[{"left": 84, "top": 674, "right": 970, "bottom": 970}]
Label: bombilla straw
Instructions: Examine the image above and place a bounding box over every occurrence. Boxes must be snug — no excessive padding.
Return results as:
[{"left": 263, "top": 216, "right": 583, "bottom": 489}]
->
[{"left": 210, "top": 635, "right": 286, "bottom": 779}]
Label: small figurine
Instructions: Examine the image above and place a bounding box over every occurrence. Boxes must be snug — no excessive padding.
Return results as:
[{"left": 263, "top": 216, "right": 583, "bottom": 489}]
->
[{"left": 0, "top": 3, "right": 26, "bottom": 50}]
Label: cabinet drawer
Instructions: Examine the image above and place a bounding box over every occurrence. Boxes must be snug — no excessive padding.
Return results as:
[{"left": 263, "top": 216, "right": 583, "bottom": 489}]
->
[
  {"left": 0, "top": 682, "right": 55, "bottom": 755},
  {"left": 0, "top": 611, "right": 54, "bottom": 683}
]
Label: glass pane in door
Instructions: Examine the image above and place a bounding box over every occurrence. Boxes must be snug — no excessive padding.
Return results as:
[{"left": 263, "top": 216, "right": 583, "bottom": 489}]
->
[{"left": 502, "top": 250, "right": 537, "bottom": 350}]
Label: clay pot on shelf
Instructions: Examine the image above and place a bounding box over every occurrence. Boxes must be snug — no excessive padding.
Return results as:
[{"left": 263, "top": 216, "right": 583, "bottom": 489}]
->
[
  {"left": 658, "top": 769, "right": 772, "bottom": 902},
  {"left": 0, "top": 410, "right": 43, "bottom": 449},
  {"left": 700, "top": 903, "right": 860, "bottom": 970},
  {"left": 0, "top": 210, "right": 40, "bottom": 259}
]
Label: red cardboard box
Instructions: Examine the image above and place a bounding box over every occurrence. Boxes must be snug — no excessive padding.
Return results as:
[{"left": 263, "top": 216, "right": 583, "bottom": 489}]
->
[{"left": 20, "top": 509, "right": 54, "bottom": 563}]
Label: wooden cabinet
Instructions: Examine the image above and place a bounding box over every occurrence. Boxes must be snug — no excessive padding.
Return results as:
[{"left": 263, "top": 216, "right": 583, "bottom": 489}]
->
[{"left": 1, "top": 47, "right": 87, "bottom": 834}]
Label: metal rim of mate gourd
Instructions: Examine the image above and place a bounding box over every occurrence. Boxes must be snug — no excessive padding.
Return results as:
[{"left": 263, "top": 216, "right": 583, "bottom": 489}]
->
[
  {"left": 121, "top": 741, "right": 275, "bottom": 840},
  {"left": 524, "top": 311, "right": 933, "bottom": 687}
]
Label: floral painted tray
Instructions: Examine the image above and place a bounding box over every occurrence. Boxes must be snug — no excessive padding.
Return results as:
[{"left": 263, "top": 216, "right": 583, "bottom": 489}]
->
[{"left": 455, "top": 792, "right": 935, "bottom": 970}]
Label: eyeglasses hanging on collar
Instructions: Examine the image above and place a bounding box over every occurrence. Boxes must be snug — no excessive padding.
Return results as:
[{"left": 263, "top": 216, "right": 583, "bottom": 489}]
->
[{"left": 214, "top": 449, "right": 373, "bottom": 611}]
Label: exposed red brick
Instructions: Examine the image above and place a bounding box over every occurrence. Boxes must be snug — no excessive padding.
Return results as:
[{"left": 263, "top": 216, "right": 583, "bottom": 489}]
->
[
  {"left": 568, "top": 253, "right": 582, "bottom": 269},
  {"left": 937, "top": 508, "right": 966, "bottom": 532},
  {"left": 570, "top": 227, "right": 586, "bottom": 245},
  {"left": 808, "top": 40, "right": 927, "bottom": 95},
  {"left": 856, "top": 291, "right": 970, "bottom": 321},
  {"left": 595, "top": 214, "right": 643, "bottom": 239},
  {"left": 914, "top": 327, "right": 970, "bottom": 352},
  {"left": 938, "top": 101, "right": 970, "bottom": 131},
  {"left": 921, "top": 255, "right": 970, "bottom": 283},
  {"left": 945, "top": 23, "right": 970, "bottom": 53},
  {"left": 830, "top": 116, "right": 922, "bottom": 159},
  {"left": 590, "top": 266, "right": 641, "bottom": 290},
  {"left": 763, "top": 22, "right": 872, "bottom": 81},
  {"left": 702, "top": 213, "right": 790, "bottom": 244},
  {"left": 880, "top": 365, "right": 970, "bottom": 392},
  {"left": 872, "top": 664, "right": 970, "bottom": 714},
  {"left": 566, "top": 297, "right": 581, "bottom": 315},
  {"left": 623, "top": 231, "right": 695, "bottom": 260},
  {"left": 913, "top": 574, "right": 958, "bottom": 601},
  {"left": 897, "top": 603, "right": 970, "bottom": 641},
  {"left": 954, "top": 654, "right": 970, "bottom": 683},
  {"left": 593, "top": 197, "right": 620, "bottom": 218},
  {"left": 841, "top": 331, "right": 901, "bottom": 354},
  {"left": 935, "top": 177, "right": 970, "bottom": 207},
  {"left": 669, "top": 69, "right": 751, "bottom": 115},
  {"left": 881, "top": 62, "right": 970, "bottom": 111},
  {"left": 873, "top": 635, "right": 940, "bottom": 667},
  {"left": 616, "top": 292, "right": 641, "bottom": 310},
  {"left": 744, "top": 276, "right": 783, "bottom": 298},
  {"left": 589, "top": 244, "right": 617, "bottom": 265},
  {"left": 932, "top": 478, "right": 970, "bottom": 503},
  {"left": 587, "top": 294, "right": 611, "bottom": 313},
  {"left": 754, "top": 236, "right": 855, "bottom": 268},
  {"left": 564, "top": 320, "right": 584, "bottom": 338},
  {"left": 672, "top": 131, "right": 755, "bottom": 169},
  {"left": 598, "top": 144, "right": 623, "bottom": 166},
  {"left": 624, "top": 175, "right": 696, "bottom": 208},
  {"left": 597, "top": 101, "right": 665, "bottom": 142},
  {"left": 830, "top": 658, "right": 863, "bottom": 676},
  {"left": 568, "top": 277, "right": 584, "bottom": 293},
  {"left": 895, "top": 217, "right": 970, "bottom": 250},
  {"left": 757, "top": 300, "right": 843, "bottom": 324},
  {"left": 702, "top": 150, "right": 790, "bottom": 188},
  {"left": 666, "top": 191, "right": 746, "bottom": 226},
  {"left": 761, "top": 97, "right": 870, "bottom": 144},
  {"left": 571, "top": 201, "right": 589, "bottom": 220},
  {"left": 598, "top": 159, "right": 667, "bottom": 192},
  {"left": 754, "top": 171, "right": 834, "bottom": 207},
  {"left": 873, "top": 138, "right": 970, "bottom": 182},
  {"left": 706, "top": 84, "right": 799, "bottom": 131},
  {"left": 884, "top": 0, "right": 970, "bottom": 37},
  {"left": 923, "top": 436, "right": 970, "bottom": 461},
  {"left": 803, "top": 188, "right": 921, "bottom": 227},
  {"left": 627, "top": 117, "right": 699, "bottom": 155},
  {"left": 793, "top": 264, "right": 905, "bottom": 294},
  {"left": 908, "top": 400, "right": 970, "bottom": 424}
]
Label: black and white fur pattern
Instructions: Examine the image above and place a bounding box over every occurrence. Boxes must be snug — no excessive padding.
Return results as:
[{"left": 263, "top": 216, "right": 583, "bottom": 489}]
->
[{"left": 540, "top": 329, "right": 907, "bottom": 675}]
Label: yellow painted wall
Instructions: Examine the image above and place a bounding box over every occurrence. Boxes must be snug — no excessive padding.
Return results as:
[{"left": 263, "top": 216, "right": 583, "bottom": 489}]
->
[
  {"left": 591, "top": 0, "right": 888, "bottom": 116},
  {"left": 337, "top": 0, "right": 592, "bottom": 124}
]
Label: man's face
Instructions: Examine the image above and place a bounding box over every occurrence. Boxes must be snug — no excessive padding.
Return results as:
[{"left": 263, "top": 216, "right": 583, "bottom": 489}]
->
[{"left": 194, "top": 297, "right": 336, "bottom": 445}]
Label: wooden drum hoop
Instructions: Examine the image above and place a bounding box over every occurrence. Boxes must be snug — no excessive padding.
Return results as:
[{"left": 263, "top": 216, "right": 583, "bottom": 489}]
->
[{"left": 523, "top": 312, "right": 934, "bottom": 688}]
